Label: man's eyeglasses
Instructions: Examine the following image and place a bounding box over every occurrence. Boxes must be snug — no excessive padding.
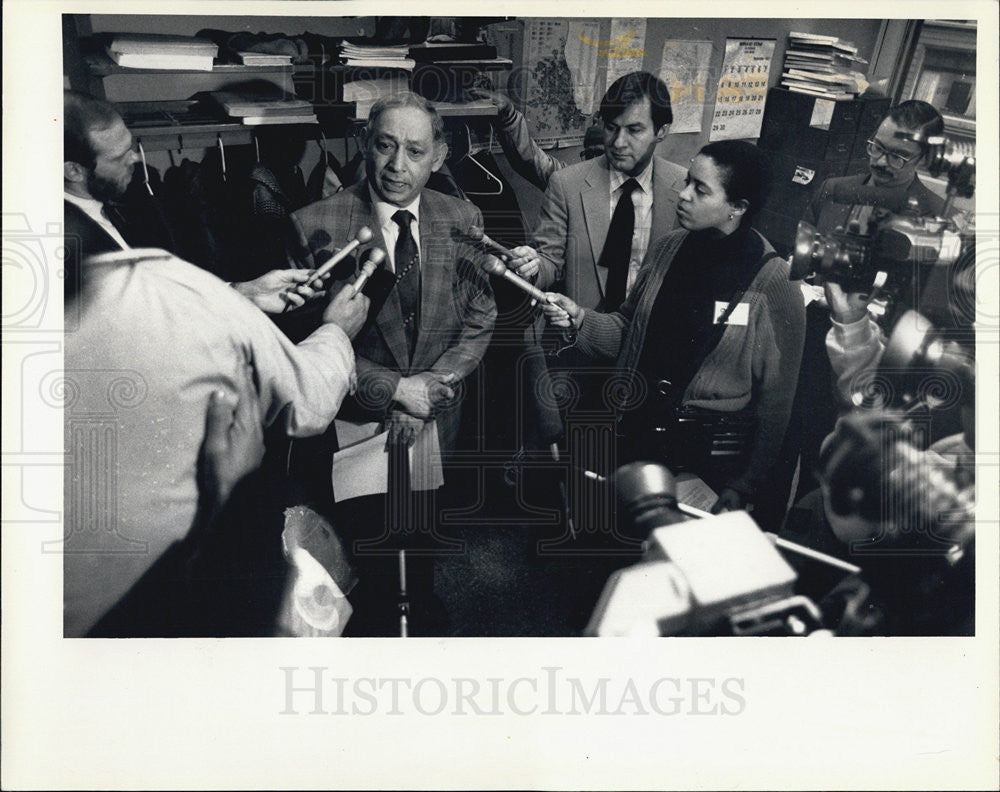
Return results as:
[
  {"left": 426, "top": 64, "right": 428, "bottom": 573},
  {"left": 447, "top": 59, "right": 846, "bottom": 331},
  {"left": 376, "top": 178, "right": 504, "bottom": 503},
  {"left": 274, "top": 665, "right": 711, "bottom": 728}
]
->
[{"left": 866, "top": 138, "right": 921, "bottom": 169}]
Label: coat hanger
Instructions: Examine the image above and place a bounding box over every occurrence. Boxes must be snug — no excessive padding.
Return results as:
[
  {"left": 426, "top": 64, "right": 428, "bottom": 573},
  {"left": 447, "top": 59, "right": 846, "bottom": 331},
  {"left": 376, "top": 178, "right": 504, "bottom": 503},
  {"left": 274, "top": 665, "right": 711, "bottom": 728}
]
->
[
  {"left": 453, "top": 123, "right": 503, "bottom": 196},
  {"left": 135, "top": 139, "right": 154, "bottom": 196},
  {"left": 315, "top": 127, "right": 344, "bottom": 182},
  {"left": 217, "top": 134, "right": 227, "bottom": 182},
  {"left": 166, "top": 134, "right": 183, "bottom": 169}
]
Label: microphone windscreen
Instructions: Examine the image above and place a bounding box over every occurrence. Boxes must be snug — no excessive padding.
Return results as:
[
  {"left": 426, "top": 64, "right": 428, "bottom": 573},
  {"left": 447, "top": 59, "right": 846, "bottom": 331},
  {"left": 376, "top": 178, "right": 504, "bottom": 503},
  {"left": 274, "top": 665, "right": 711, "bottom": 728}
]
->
[
  {"left": 363, "top": 247, "right": 386, "bottom": 267},
  {"left": 479, "top": 256, "right": 507, "bottom": 277}
]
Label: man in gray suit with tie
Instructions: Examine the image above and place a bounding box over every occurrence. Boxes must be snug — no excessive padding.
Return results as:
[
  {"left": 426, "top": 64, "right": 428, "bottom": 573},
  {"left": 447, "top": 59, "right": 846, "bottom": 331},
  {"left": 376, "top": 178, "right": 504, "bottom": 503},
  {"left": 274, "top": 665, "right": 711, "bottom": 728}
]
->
[
  {"left": 290, "top": 92, "right": 497, "bottom": 455},
  {"left": 509, "top": 71, "right": 687, "bottom": 313},
  {"left": 288, "top": 92, "right": 497, "bottom": 635}
]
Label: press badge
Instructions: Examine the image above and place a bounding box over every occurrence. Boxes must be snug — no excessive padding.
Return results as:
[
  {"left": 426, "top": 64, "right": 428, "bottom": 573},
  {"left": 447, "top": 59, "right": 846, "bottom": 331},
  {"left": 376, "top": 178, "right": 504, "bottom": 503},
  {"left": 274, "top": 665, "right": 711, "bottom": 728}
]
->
[{"left": 715, "top": 301, "right": 750, "bottom": 326}]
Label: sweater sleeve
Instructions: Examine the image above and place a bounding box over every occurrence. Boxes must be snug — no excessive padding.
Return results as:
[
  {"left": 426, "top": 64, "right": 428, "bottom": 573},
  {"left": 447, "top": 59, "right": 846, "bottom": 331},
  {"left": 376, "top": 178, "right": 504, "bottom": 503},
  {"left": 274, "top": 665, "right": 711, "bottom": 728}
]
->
[
  {"left": 726, "top": 259, "right": 806, "bottom": 498},
  {"left": 826, "top": 315, "right": 886, "bottom": 408},
  {"left": 572, "top": 240, "right": 662, "bottom": 361}
]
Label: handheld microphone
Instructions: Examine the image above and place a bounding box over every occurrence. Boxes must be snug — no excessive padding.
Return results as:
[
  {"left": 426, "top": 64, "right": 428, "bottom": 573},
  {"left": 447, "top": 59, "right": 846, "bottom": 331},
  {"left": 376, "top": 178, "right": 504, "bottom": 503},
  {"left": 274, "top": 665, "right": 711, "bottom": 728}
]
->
[
  {"left": 305, "top": 226, "right": 375, "bottom": 289},
  {"left": 351, "top": 248, "right": 385, "bottom": 296},
  {"left": 283, "top": 227, "right": 375, "bottom": 313},
  {"left": 467, "top": 225, "right": 517, "bottom": 261},
  {"left": 479, "top": 256, "right": 550, "bottom": 304}
]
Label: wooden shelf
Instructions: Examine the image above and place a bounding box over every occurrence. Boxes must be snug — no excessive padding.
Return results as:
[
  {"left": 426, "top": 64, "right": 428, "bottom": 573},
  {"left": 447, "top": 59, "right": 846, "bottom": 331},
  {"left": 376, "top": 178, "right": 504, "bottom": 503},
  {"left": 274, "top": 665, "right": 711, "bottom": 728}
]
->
[
  {"left": 91, "top": 49, "right": 508, "bottom": 151},
  {"left": 86, "top": 53, "right": 512, "bottom": 77},
  {"left": 85, "top": 53, "right": 319, "bottom": 76},
  {"left": 115, "top": 97, "right": 495, "bottom": 149},
  {"left": 115, "top": 100, "right": 328, "bottom": 150},
  {"left": 416, "top": 58, "right": 513, "bottom": 69},
  {"left": 330, "top": 58, "right": 513, "bottom": 72},
  {"left": 433, "top": 103, "right": 499, "bottom": 117}
]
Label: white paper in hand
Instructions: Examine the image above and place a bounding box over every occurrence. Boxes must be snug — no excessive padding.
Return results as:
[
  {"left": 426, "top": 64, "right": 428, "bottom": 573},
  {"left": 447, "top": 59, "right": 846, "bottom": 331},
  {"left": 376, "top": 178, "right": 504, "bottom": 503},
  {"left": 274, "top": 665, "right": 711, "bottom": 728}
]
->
[{"left": 331, "top": 419, "right": 444, "bottom": 502}]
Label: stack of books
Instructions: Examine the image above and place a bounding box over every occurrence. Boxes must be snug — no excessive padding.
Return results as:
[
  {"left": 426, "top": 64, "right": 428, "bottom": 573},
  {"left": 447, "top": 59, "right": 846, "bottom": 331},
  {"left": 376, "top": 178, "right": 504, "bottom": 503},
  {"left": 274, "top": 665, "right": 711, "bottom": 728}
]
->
[
  {"left": 339, "top": 40, "right": 416, "bottom": 71},
  {"left": 105, "top": 33, "right": 218, "bottom": 71},
  {"left": 208, "top": 86, "right": 317, "bottom": 126},
  {"left": 781, "top": 32, "right": 869, "bottom": 100},
  {"left": 342, "top": 75, "right": 410, "bottom": 119},
  {"left": 236, "top": 51, "right": 293, "bottom": 67}
]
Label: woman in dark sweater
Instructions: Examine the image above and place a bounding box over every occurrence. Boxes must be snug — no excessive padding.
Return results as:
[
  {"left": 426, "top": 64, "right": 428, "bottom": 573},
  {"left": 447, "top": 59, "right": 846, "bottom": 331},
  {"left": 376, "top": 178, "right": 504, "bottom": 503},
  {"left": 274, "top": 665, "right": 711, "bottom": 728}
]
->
[{"left": 544, "top": 140, "right": 805, "bottom": 513}]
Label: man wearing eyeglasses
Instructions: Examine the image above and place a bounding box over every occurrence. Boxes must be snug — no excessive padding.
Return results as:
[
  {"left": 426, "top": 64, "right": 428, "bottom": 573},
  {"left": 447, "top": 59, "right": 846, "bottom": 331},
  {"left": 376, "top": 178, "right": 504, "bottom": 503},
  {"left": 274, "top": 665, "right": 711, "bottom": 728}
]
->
[
  {"left": 801, "top": 100, "right": 951, "bottom": 407},
  {"left": 771, "top": 100, "right": 952, "bottom": 521},
  {"left": 805, "top": 100, "right": 947, "bottom": 238}
]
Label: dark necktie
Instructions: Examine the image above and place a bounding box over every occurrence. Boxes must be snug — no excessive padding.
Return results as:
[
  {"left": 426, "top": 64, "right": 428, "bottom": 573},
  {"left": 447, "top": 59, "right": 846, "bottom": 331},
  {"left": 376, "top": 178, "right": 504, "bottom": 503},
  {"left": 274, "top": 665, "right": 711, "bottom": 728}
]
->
[
  {"left": 597, "top": 178, "right": 639, "bottom": 312},
  {"left": 392, "top": 209, "right": 420, "bottom": 358}
]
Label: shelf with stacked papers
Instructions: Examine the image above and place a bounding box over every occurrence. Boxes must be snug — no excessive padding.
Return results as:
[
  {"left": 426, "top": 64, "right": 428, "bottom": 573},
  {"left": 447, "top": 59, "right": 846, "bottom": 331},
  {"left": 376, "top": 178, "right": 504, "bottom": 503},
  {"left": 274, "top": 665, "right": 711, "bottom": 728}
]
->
[
  {"left": 86, "top": 53, "right": 319, "bottom": 76},
  {"left": 114, "top": 100, "right": 341, "bottom": 150},
  {"left": 330, "top": 58, "right": 513, "bottom": 71},
  {"left": 346, "top": 98, "right": 498, "bottom": 122},
  {"left": 111, "top": 97, "right": 490, "bottom": 149}
]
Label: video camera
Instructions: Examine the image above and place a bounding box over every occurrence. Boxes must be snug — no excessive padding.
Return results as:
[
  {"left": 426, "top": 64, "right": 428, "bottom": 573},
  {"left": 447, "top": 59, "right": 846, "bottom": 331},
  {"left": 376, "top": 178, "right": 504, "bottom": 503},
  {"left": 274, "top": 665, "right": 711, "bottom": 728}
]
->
[
  {"left": 586, "top": 463, "right": 837, "bottom": 637},
  {"left": 790, "top": 136, "right": 975, "bottom": 294},
  {"left": 586, "top": 445, "right": 974, "bottom": 636},
  {"left": 876, "top": 308, "right": 975, "bottom": 414}
]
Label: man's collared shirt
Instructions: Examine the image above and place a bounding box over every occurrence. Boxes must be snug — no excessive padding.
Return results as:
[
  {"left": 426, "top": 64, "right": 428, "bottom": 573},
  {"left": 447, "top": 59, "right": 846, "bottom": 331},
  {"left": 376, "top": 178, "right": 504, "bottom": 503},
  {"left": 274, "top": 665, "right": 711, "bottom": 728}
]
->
[
  {"left": 608, "top": 159, "right": 654, "bottom": 296},
  {"left": 371, "top": 189, "right": 421, "bottom": 273},
  {"left": 64, "top": 191, "right": 131, "bottom": 252}
]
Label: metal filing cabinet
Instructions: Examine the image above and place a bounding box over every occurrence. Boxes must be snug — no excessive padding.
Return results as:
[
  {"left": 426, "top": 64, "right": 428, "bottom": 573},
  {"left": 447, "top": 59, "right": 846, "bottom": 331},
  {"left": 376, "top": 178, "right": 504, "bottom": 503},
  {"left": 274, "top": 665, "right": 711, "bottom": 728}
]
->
[{"left": 753, "top": 87, "right": 891, "bottom": 255}]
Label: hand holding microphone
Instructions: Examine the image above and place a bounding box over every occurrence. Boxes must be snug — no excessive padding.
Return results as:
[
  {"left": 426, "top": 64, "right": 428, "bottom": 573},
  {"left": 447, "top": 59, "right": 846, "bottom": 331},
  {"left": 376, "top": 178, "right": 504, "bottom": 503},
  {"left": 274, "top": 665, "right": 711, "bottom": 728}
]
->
[
  {"left": 467, "top": 226, "right": 541, "bottom": 281},
  {"left": 467, "top": 225, "right": 548, "bottom": 304},
  {"left": 283, "top": 226, "right": 375, "bottom": 313},
  {"left": 305, "top": 226, "right": 375, "bottom": 289},
  {"left": 324, "top": 247, "right": 385, "bottom": 338},
  {"left": 541, "top": 293, "right": 584, "bottom": 330}
]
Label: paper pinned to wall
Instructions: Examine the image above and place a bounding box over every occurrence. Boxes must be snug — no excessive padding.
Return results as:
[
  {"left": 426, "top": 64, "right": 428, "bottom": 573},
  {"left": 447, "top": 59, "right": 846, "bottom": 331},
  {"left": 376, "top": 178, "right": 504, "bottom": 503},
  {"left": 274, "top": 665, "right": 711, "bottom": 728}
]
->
[
  {"left": 709, "top": 38, "right": 775, "bottom": 141},
  {"left": 565, "top": 20, "right": 601, "bottom": 117},
  {"left": 659, "top": 39, "right": 713, "bottom": 134},
  {"left": 605, "top": 18, "right": 648, "bottom": 92}
]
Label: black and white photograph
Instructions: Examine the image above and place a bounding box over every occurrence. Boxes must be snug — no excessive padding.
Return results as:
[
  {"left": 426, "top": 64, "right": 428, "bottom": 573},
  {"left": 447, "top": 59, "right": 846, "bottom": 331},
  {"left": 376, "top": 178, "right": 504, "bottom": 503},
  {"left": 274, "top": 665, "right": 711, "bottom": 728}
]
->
[{"left": 2, "top": 1, "right": 998, "bottom": 789}]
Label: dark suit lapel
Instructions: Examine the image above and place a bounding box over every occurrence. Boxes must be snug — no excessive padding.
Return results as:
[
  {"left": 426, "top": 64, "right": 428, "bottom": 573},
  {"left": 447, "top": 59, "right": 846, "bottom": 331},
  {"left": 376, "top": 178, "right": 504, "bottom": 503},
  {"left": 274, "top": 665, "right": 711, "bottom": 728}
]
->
[
  {"left": 581, "top": 159, "right": 611, "bottom": 289},
  {"left": 412, "top": 190, "right": 452, "bottom": 370},
  {"left": 352, "top": 184, "right": 409, "bottom": 372},
  {"left": 64, "top": 200, "right": 124, "bottom": 261}
]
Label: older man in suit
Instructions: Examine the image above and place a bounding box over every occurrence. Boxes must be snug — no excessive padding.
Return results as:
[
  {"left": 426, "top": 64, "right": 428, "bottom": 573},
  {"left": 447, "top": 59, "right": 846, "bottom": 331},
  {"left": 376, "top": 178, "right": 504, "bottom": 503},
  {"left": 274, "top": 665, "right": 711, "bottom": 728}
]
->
[
  {"left": 288, "top": 92, "right": 496, "bottom": 635},
  {"left": 507, "top": 71, "right": 687, "bottom": 313},
  {"left": 290, "top": 92, "right": 497, "bottom": 455}
]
